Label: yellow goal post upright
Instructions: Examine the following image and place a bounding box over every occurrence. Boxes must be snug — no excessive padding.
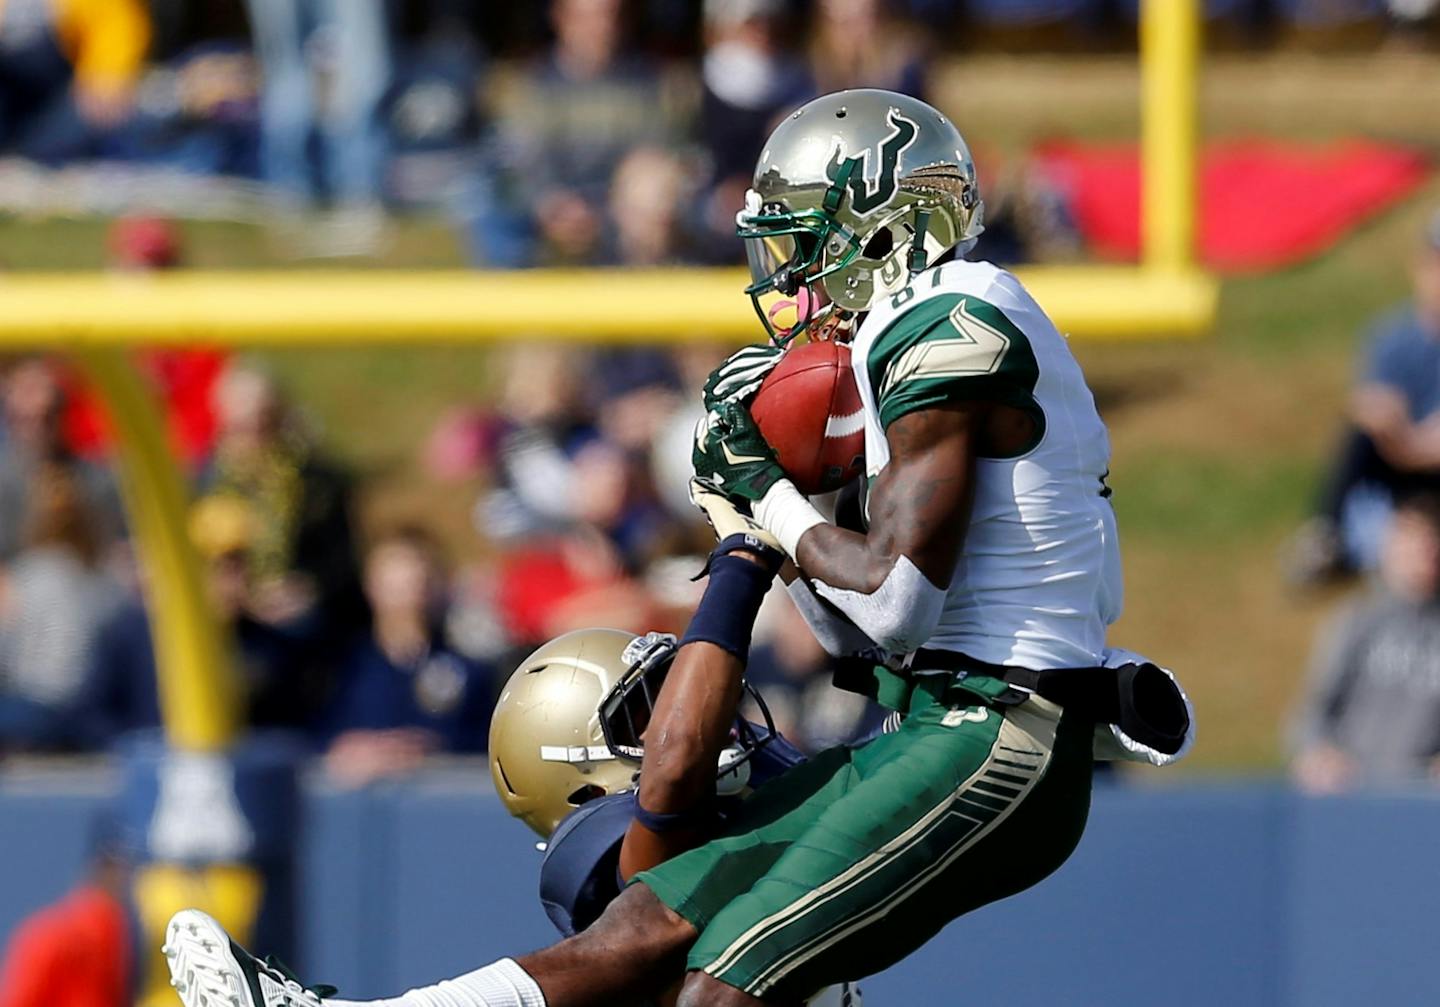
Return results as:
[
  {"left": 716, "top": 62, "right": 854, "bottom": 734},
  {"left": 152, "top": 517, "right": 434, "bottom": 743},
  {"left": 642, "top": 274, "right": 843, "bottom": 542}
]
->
[{"left": 0, "top": 0, "right": 1214, "bottom": 756}]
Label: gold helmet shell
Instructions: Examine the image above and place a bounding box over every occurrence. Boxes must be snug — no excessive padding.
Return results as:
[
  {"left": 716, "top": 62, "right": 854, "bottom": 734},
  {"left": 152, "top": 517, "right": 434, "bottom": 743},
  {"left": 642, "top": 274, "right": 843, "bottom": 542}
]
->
[{"left": 489, "top": 628, "right": 646, "bottom": 838}]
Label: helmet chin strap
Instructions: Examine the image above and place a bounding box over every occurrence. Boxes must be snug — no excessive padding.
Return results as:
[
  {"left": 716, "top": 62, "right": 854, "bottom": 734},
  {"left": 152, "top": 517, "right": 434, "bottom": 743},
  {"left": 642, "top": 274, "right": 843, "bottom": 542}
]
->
[{"left": 908, "top": 209, "right": 932, "bottom": 274}]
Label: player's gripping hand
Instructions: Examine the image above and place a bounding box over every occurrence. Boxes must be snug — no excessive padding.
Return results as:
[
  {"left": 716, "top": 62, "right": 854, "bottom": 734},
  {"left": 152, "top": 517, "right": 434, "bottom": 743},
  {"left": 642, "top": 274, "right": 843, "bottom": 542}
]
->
[
  {"left": 702, "top": 344, "right": 783, "bottom": 411},
  {"left": 688, "top": 477, "right": 781, "bottom": 550},
  {"left": 692, "top": 402, "right": 787, "bottom": 502}
]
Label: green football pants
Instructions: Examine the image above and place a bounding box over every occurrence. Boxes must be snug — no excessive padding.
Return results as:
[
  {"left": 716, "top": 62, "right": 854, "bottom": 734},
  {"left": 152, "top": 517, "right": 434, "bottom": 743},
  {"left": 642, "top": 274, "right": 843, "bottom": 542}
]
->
[{"left": 634, "top": 678, "right": 1094, "bottom": 1001}]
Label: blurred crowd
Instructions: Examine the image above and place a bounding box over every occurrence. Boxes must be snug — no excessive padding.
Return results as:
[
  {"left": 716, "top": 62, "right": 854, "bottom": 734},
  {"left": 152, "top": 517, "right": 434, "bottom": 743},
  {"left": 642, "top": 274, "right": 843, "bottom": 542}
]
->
[
  {"left": 0, "top": 335, "right": 880, "bottom": 782},
  {"left": 1, "top": 0, "right": 1041, "bottom": 260},
  {"left": 1286, "top": 211, "right": 1440, "bottom": 792},
  {"left": 5, "top": 0, "right": 1440, "bottom": 256}
]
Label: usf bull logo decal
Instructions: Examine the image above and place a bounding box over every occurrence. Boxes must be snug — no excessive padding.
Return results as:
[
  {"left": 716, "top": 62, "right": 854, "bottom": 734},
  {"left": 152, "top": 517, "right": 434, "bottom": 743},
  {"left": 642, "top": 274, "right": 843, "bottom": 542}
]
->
[{"left": 827, "top": 107, "right": 919, "bottom": 216}]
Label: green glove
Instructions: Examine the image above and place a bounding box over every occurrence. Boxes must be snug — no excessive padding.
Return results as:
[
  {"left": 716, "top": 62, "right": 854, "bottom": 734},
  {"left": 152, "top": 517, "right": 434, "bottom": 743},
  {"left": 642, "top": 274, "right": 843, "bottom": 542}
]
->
[
  {"left": 692, "top": 402, "right": 787, "bottom": 503},
  {"left": 701, "top": 344, "right": 783, "bottom": 412}
]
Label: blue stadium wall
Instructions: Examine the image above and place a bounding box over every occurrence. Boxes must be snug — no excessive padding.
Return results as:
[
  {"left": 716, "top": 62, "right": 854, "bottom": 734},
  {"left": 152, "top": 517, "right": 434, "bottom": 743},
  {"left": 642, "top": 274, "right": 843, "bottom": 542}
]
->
[{"left": 3, "top": 770, "right": 1438, "bottom": 1007}]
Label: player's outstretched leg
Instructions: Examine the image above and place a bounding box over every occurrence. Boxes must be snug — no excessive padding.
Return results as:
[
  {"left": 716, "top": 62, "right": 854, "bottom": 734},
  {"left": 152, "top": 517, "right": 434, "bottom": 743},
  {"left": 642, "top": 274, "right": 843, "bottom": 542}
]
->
[
  {"left": 164, "top": 884, "right": 696, "bottom": 1007},
  {"left": 513, "top": 884, "right": 694, "bottom": 1006},
  {"left": 165, "top": 909, "right": 334, "bottom": 1007},
  {"left": 677, "top": 971, "right": 766, "bottom": 1007}
]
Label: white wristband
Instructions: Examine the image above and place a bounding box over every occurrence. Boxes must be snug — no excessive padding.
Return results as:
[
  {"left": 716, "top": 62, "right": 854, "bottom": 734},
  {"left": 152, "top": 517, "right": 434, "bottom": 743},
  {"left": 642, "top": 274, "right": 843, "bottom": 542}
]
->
[{"left": 753, "top": 479, "right": 826, "bottom": 558}]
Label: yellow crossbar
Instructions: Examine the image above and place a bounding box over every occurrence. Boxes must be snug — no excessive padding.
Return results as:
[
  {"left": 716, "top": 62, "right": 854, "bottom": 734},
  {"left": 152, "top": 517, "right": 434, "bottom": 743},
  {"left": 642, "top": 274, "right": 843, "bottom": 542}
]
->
[{"left": 0, "top": 265, "right": 1215, "bottom": 346}]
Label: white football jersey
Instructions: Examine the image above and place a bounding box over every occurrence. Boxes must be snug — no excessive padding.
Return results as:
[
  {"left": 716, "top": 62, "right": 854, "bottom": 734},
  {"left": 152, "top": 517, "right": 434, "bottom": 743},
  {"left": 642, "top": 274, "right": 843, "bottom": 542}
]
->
[{"left": 850, "top": 259, "right": 1122, "bottom": 670}]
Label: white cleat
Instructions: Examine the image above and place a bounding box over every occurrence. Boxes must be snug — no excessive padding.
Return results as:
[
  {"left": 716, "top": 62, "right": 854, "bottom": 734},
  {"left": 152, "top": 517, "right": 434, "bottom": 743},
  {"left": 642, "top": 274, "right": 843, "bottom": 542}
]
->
[{"left": 163, "top": 909, "right": 336, "bottom": 1007}]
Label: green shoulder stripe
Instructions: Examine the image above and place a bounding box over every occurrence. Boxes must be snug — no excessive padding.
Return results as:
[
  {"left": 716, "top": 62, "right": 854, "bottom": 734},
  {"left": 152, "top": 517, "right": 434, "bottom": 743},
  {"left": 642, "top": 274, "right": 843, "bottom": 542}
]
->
[{"left": 866, "top": 293, "right": 1044, "bottom": 452}]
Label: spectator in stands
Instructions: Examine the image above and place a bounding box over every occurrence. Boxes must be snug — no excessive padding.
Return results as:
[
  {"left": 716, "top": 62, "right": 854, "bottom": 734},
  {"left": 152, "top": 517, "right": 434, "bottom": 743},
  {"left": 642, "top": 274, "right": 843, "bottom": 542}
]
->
[
  {"left": 1290, "top": 212, "right": 1440, "bottom": 584},
  {"left": 100, "top": 216, "right": 233, "bottom": 468},
  {"left": 807, "top": 0, "right": 927, "bottom": 99},
  {"left": 107, "top": 214, "right": 181, "bottom": 270},
  {"left": 603, "top": 146, "right": 698, "bottom": 267},
  {"left": 470, "top": 345, "right": 668, "bottom": 649},
  {"left": 698, "top": 0, "right": 811, "bottom": 184},
  {"left": 482, "top": 0, "right": 679, "bottom": 266},
  {"left": 244, "top": 0, "right": 391, "bottom": 250},
  {"left": 201, "top": 362, "right": 364, "bottom": 645},
  {"left": 475, "top": 345, "right": 686, "bottom": 567},
  {"left": 132, "top": 42, "right": 262, "bottom": 179},
  {"left": 81, "top": 494, "right": 324, "bottom": 743},
  {"left": 322, "top": 527, "right": 497, "bottom": 787},
  {"left": 0, "top": 464, "right": 124, "bottom": 751},
  {"left": 475, "top": 345, "right": 595, "bottom": 542},
  {"left": 52, "top": 223, "right": 228, "bottom": 471},
  {"left": 1290, "top": 493, "right": 1440, "bottom": 792},
  {"left": 0, "top": 0, "right": 150, "bottom": 163},
  {"left": 0, "top": 357, "right": 124, "bottom": 564},
  {"left": 0, "top": 815, "right": 131, "bottom": 1007},
  {"left": 582, "top": 347, "right": 688, "bottom": 565},
  {"left": 492, "top": 526, "right": 661, "bottom": 651},
  {"left": 694, "top": 0, "right": 812, "bottom": 258},
  {"left": 382, "top": 5, "right": 485, "bottom": 211}
]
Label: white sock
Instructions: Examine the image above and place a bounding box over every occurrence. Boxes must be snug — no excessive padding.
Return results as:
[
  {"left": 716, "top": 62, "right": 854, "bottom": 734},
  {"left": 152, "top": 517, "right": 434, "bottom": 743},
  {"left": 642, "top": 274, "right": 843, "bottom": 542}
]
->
[{"left": 326, "top": 959, "right": 546, "bottom": 1007}]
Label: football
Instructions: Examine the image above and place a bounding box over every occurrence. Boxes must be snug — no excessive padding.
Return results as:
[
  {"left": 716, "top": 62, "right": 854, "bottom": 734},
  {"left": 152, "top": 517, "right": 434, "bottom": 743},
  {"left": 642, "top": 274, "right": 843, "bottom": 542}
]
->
[{"left": 749, "top": 340, "right": 866, "bottom": 495}]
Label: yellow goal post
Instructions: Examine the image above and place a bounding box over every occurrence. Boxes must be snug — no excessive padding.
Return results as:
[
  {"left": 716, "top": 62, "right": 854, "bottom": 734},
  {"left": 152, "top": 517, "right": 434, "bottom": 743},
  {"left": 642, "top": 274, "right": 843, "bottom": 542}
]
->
[{"left": 0, "top": 0, "right": 1214, "bottom": 754}]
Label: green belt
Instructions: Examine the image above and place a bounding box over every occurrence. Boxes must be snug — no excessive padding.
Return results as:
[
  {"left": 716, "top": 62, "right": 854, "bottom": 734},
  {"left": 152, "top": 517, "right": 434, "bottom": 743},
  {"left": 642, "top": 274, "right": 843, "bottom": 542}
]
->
[{"left": 908, "top": 670, "right": 1027, "bottom": 713}]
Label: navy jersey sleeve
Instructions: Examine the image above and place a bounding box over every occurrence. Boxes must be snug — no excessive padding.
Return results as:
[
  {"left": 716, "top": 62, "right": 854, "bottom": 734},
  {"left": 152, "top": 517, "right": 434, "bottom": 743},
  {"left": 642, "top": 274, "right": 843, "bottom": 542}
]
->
[
  {"left": 742, "top": 722, "right": 807, "bottom": 790},
  {"left": 535, "top": 730, "right": 809, "bottom": 937},
  {"left": 538, "top": 794, "right": 634, "bottom": 937}
]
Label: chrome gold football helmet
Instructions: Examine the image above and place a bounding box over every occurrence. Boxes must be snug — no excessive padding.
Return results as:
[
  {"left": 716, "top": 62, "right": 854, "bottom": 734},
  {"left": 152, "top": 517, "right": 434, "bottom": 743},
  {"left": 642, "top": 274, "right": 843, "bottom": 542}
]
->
[
  {"left": 739, "top": 88, "right": 984, "bottom": 341},
  {"left": 489, "top": 629, "right": 647, "bottom": 838},
  {"left": 490, "top": 628, "right": 780, "bottom": 838}
]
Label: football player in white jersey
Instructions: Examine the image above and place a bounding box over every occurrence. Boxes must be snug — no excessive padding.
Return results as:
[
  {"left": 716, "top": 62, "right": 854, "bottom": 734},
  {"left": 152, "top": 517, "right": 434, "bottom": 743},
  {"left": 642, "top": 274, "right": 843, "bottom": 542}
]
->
[
  {"left": 680, "top": 87, "right": 1193, "bottom": 1004},
  {"left": 159, "top": 89, "right": 1191, "bottom": 1007},
  {"left": 698, "top": 89, "right": 1121, "bottom": 674}
]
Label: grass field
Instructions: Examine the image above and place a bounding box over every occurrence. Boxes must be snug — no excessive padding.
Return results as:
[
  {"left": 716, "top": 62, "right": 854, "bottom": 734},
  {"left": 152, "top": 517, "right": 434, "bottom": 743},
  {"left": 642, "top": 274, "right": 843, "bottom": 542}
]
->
[{"left": 2, "top": 54, "right": 1436, "bottom": 773}]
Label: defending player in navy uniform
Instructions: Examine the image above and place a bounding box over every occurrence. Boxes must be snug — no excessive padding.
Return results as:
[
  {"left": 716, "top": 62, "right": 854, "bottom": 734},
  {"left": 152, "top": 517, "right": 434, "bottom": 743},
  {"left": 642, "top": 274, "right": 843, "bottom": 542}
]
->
[
  {"left": 485, "top": 628, "right": 805, "bottom": 938},
  {"left": 161, "top": 88, "right": 1196, "bottom": 1007},
  {"left": 485, "top": 627, "right": 857, "bottom": 1006}
]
